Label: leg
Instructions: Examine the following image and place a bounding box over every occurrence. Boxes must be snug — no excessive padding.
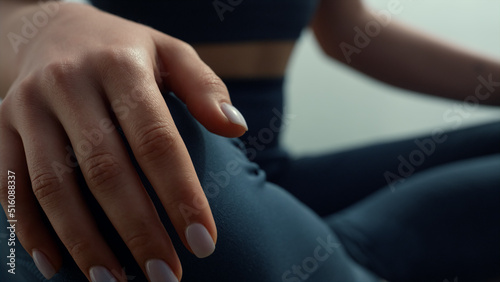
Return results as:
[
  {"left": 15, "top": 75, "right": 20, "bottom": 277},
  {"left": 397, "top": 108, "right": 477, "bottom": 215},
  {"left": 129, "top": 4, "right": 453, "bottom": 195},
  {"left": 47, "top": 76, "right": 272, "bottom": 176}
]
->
[
  {"left": 328, "top": 154, "right": 500, "bottom": 282},
  {"left": 269, "top": 122, "right": 500, "bottom": 216},
  {"left": 0, "top": 92, "right": 379, "bottom": 282}
]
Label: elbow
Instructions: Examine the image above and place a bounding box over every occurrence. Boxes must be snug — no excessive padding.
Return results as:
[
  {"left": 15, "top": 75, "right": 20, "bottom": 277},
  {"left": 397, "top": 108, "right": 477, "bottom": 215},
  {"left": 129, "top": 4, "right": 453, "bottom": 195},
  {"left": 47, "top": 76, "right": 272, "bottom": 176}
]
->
[
  {"left": 310, "top": 0, "right": 369, "bottom": 65},
  {"left": 311, "top": 21, "right": 356, "bottom": 65}
]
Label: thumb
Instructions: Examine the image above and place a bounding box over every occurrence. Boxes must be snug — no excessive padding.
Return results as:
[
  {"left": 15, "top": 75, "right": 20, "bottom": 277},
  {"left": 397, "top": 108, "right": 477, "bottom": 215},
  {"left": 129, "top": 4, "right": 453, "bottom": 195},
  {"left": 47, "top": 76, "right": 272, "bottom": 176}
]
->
[{"left": 153, "top": 35, "right": 248, "bottom": 137}]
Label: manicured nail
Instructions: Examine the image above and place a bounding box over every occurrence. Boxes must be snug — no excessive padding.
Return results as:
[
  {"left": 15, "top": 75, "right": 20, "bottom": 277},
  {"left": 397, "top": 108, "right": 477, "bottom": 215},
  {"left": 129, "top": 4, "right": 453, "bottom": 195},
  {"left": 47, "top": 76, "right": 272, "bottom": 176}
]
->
[
  {"left": 90, "top": 266, "right": 118, "bottom": 282},
  {"left": 185, "top": 223, "right": 215, "bottom": 258},
  {"left": 32, "top": 249, "right": 56, "bottom": 279},
  {"left": 221, "top": 103, "right": 248, "bottom": 130},
  {"left": 146, "top": 259, "right": 178, "bottom": 282}
]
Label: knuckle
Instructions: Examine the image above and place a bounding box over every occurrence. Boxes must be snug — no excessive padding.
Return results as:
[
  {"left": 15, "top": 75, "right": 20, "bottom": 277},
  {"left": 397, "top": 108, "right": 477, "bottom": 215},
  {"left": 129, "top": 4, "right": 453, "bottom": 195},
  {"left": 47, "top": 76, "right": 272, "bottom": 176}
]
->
[
  {"left": 136, "top": 122, "right": 177, "bottom": 162},
  {"left": 32, "top": 170, "right": 63, "bottom": 206},
  {"left": 14, "top": 223, "right": 34, "bottom": 243},
  {"left": 10, "top": 77, "right": 40, "bottom": 108},
  {"left": 41, "top": 61, "right": 81, "bottom": 88},
  {"left": 98, "top": 48, "right": 145, "bottom": 72},
  {"left": 15, "top": 76, "right": 39, "bottom": 98},
  {"left": 65, "top": 237, "right": 92, "bottom": 259},
  {"left": 2, "top": 75, "right": 50, "bottom": 125},
  {"left": 124, "top": 227, "right": 154, "bottom": 250},
  {"left": 81, "top": 151, "right": 122, "bottom": 191},
  {"left": 166, "top": 189, "right": 202, "bottom": 212},
  {"left": 172, "top": 40, "right": 197, "bottom": 57},
  {"left": 0, "top": 102, "right": 9, "bottom": 125},
  {"left": 198, "top": 71, "right": 227, "bottom": 94}
]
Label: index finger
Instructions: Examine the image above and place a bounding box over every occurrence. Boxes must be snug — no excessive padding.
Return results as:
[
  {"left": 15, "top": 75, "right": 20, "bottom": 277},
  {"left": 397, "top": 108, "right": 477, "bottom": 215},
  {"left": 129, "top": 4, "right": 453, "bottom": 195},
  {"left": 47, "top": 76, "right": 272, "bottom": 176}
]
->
[{"left": 153, "top": 33, "right": 248, "bottom": 137}]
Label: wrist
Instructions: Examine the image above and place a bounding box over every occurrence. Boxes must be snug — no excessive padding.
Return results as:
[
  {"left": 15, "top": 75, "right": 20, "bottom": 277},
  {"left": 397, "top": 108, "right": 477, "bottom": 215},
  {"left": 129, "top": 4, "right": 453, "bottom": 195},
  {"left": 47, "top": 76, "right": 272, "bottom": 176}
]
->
[{"left": 0, "top": 1, "right": 83, "bottom": 97}]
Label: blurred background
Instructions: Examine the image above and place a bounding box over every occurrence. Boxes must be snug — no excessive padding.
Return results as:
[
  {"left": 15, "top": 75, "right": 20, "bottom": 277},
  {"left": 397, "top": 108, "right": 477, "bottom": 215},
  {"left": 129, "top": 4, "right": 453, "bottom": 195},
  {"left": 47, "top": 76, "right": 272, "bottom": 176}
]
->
[
  {"left": 67, "top": 0, "right": 500, "bottom": 155},
  {"left": 284, "top": 0, "right": 500, "bottom": 155}
]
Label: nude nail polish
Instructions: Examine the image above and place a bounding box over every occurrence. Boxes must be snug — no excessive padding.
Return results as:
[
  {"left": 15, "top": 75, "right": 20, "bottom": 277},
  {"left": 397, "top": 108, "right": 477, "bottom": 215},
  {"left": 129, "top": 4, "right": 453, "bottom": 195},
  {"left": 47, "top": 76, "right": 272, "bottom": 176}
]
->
[
  {"left": 185, "top": 223, "right": 215, "bottom": 258},
  {"left": 33, "top": 249, "right": 56, "bottom": 280},
  {"left": 221, "top": 103, "right": 248, "bottom": 130},
  {"left": 146, "top": 259, "right": 178, "bottom": 282},
  {"left": 90, "top": 266, "right": 118, "bottom": 282}
]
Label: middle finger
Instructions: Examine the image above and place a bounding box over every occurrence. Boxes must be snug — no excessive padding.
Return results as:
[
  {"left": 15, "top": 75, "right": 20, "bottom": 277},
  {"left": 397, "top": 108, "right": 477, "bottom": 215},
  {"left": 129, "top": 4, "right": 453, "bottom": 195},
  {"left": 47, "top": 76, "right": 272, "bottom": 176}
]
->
[{"left": 47, "top": 77, "right": 181, "bottom": 281}]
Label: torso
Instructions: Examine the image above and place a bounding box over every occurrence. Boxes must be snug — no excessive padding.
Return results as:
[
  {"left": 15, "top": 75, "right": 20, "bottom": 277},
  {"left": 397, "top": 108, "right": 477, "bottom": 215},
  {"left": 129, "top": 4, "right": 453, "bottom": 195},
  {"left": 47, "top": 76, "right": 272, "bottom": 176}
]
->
[
  {"left": 90, "top": 0, "right": 320, "bottom": 78},
  {"left": 193, "top": 41, "right": 296, "bottom": 79}
]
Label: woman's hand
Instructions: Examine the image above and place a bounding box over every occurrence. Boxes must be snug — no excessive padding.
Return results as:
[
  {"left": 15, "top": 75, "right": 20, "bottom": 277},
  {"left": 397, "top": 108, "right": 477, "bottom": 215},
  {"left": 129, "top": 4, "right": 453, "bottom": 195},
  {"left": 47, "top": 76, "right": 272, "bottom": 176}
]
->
[{"left": 0, "top": 2, "right": 247, "bottom": 281}]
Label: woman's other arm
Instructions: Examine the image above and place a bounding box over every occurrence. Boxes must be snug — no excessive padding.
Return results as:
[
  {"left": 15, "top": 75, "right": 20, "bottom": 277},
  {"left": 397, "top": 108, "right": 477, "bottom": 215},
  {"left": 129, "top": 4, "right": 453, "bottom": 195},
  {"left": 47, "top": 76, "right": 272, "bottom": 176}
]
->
[{"left": 311, "top": 0, "right": 500, "bottom": 105}]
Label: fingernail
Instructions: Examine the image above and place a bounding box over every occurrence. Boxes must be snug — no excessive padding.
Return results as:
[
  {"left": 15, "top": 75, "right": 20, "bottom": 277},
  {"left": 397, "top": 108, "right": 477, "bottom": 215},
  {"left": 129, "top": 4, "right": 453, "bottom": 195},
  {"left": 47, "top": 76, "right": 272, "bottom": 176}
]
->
[
  {"left": 32, "top": 249, "right": 56, "bottom": 280},
  {"left": 146, "top": 259, "right": 178, "bottom": 282},
  {"left": 90, "top": 266, "right": 118, "bottom": 282},
  {"left": 221, "top": 103, "right": 248, "bottom": 130},
  {"left": 185, "top": 223, "right": 215, "bottom": 258}
]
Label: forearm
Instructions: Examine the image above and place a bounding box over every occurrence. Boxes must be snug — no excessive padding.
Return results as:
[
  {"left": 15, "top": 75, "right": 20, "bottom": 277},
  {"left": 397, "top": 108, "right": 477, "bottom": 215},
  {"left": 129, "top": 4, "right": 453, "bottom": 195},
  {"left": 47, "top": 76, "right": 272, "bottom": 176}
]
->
[
  {"left": 312, "top": 1, "right": 500, "bottom": 105},
  {"left": 0, "top": 0, "right": 60, "bottom": 98}
]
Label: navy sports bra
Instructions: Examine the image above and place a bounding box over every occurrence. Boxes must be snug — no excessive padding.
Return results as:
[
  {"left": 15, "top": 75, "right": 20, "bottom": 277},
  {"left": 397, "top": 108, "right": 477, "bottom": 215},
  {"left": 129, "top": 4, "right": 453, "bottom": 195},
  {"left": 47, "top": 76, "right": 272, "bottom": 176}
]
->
[{"left": 89, "top": 0, "right": 320, "bottom": 44}]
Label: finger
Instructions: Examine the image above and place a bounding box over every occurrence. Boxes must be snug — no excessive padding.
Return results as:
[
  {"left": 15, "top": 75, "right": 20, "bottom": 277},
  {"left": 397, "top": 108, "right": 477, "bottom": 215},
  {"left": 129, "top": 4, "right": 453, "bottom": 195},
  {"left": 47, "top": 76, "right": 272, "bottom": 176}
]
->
[
  {"left": 9, "top": 88, "right": 126, "bottom": 281},
  {"left": 0, "top": 123, "right": 60, "bottom": 280},
  {"left": 49, "top": 77, "right": 182, "bottom": 281},
  {"left": 99, "top": 54, "right": 217, "bottom": 259},
  {"left": 153, "top": 33, "right": 248, "bottom": 137}
]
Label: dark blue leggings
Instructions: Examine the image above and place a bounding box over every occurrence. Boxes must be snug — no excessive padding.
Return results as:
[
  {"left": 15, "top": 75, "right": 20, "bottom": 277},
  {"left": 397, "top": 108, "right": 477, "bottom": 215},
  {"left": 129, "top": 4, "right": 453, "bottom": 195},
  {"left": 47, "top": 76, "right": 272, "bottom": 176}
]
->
[{"left": 1, "top": 92, "right": 499, "bottom": 282}]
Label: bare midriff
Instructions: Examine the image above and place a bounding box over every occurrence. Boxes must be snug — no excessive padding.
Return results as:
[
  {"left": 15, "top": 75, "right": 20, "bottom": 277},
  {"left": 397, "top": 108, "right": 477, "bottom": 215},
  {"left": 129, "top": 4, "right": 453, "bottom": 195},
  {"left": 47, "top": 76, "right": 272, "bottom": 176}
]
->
[{"left": 193, "top": 41, "right": 296, "bottom": 79}]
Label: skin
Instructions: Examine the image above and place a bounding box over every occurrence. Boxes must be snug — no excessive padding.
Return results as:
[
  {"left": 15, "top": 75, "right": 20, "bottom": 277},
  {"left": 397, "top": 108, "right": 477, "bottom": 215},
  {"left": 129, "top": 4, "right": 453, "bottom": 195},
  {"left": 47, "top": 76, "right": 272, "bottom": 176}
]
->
[{"left": 0, "top": 0, "right": 499, "bottom": 281}]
